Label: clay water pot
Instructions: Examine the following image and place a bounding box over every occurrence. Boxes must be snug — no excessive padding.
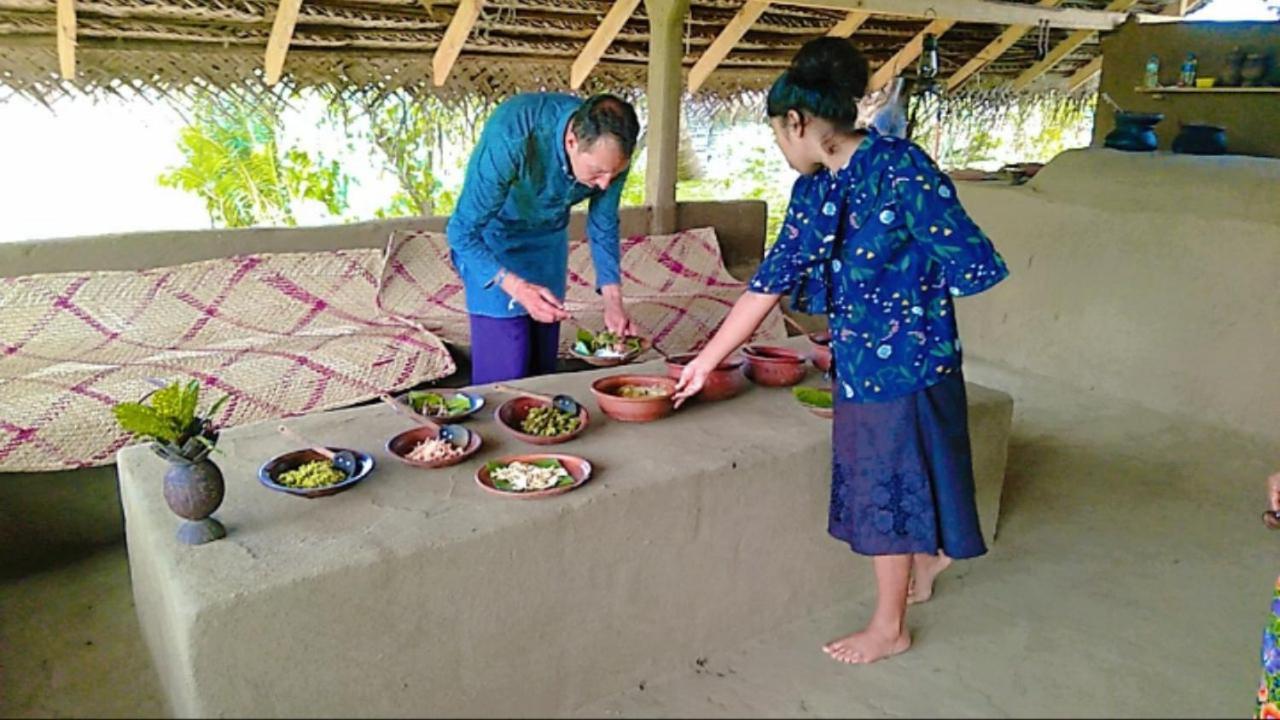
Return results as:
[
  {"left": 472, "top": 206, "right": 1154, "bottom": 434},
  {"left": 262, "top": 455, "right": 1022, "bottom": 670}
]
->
[
  {"left": 1172, "top": 124, "right": 1227, "bottom": 155},
  {"left": 1104, "top": 111, "right": 1163, "bottom": 152},
  {"left": 742, "top": 345, "right": 808, "bottom": 387},
  {"left": 162, "top": 457, "right": 226, "bottom": 545}
]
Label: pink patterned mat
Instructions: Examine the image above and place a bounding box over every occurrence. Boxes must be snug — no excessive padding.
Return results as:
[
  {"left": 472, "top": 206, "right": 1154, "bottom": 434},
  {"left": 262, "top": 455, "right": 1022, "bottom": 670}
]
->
[
  {"left": 0, "top": 250, "right": 455, "bottom": 472},
  {"left": 375, "top": 226, "right": 785, "bottom": 356}
]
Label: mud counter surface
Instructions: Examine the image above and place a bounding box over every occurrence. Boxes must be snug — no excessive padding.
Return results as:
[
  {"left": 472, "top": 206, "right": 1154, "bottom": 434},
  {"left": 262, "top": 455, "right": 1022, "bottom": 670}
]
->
[{"left": 119, "top": 338, "right": 1012, "bottom": 718}]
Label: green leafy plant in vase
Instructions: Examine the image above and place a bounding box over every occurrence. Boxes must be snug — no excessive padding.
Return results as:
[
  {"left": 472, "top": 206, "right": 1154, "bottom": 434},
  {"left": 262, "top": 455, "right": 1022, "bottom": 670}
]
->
[{"left": 114, "top": 380, "right": 230, "bottom": 545}]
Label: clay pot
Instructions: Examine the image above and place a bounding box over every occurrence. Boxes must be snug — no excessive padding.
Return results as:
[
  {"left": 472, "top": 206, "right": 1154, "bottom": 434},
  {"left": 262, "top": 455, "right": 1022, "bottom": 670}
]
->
[
  {"left": 1241, "top": 52, "right": 1270, "bottom": 87},
  {"left": 1172, "top": 124, "right": 1227, "bottom": 155},
  {"left": 387, "top": 425, "right": 483, "bottom": 469},
  {"left": 162, "top": 457, "right": 226, "bottom": 544},
  {"left": 494, "top": 396, "right": 589, "bottom": 445},
  {"left": 1104, "top": 111, "right": 1163, "bottom": 152},
  {"left": 590, "top": 374, "right": 678, "bottom": 423},
  {"left": 742, "top": 345, "right": 809, "bottom": 387},
  {"left": 663, "top": 353, "right": 747, "bottom": 402}
]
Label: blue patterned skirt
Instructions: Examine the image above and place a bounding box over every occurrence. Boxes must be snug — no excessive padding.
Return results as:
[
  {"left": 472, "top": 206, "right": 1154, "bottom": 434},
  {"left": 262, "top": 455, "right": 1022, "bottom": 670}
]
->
[{"left": 829, "top": 372, "right": 987, "bottom": 559}]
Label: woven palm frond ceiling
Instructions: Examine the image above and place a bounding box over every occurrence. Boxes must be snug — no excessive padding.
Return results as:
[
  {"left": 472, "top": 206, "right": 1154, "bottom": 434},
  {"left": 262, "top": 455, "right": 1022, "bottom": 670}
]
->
[{"left": 0, "top": 0, "right": 1203, "bottom": 105}]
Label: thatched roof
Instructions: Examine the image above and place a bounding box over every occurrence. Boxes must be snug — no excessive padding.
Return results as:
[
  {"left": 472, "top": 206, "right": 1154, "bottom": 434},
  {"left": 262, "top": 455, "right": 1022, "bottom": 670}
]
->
[{"left": 0, "top": 0, "right": 1197, "bottom": 106}]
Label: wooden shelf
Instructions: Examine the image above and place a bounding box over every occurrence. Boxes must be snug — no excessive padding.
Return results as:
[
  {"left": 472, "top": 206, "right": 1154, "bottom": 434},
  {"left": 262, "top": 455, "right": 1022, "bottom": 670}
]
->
[{"left": 1134, "top": 86, "right": 1280, "bottom": 94}]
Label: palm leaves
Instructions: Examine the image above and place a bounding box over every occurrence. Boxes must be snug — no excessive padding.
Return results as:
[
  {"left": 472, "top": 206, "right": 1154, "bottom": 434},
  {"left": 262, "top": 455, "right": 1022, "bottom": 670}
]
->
[
  {"left": 113, "top": 380, "right": 229, "bottom": 461},
  {"left": 159, "top": 95, "right": 350, "bottom": 228}
]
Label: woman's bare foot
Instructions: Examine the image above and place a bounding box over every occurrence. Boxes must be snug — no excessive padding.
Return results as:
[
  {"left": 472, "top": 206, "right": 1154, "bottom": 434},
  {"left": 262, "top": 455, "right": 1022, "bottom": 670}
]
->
[
  {"left": 822, "top": 626, "right": 911, "bottom": 665},
  {"left": 907, "top": 552, "right": 952, "bottom": 605}
]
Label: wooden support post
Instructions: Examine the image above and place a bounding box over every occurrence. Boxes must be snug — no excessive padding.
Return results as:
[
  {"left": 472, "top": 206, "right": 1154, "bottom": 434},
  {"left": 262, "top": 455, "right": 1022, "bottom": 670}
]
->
[
  {"left": 433, "top": 0, "right": 484, "bottom": 87},
  {"left": 868, "top": 18, "right": 955, "bottom": 92},
  {"left": 688, "top": 0, "right": 769, "bottom": 93},
  {"left": 572, "top": 0, "right": 642, "bottom": 89},
  {"left": 1011, "top": 0, "right": 1137, "bottom": 91},
  {"left": 1066, "top": 55, "right": 1103, "bottom": 91},
  {"left": 946, "top": 0, "right": 1062, "bottom": 92},
  {"left": 826, "top": 10, "right": 870, "bottom": 37},
  {"left": 264, "top": 0, "right": 303, "bottom": 86},
  {"left": 56, "top": 0, "right": 75, "bottom": 80},
  {"left": 644, "top": 0, "right": 689, "bottom": 235}
]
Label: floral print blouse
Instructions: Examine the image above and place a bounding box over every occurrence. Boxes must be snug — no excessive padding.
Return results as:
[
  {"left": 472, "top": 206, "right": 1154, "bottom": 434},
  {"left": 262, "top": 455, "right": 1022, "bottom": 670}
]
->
[{"left": 749, "top": 129, "right": 1009, "bottom": 403}]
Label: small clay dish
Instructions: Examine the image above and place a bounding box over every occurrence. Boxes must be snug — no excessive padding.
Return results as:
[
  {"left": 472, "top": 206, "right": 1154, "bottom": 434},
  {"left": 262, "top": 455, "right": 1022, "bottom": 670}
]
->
[
  {"left": 475, "top": 453, "right": 593, "bottom": 499},
  {"left": 742, "top": 345, "right": 808, "bottom": 387},
  {"left": 398, "top": 390, "right": 485, "bottom": 422},
  {"left": 571, "top": 337, "right": 651, "bottom": 368},
  {"left": 258, "top": 448, "right": 375, "bottom": 499},
  {"left": 494, "top": 396, "right": 590, "bottom": 445},
  {"left": 387, "top": 425, "right": 483, "bottom": 469},
  {"left": 590, "top": 374, "right": 678, "bottom": 423},
  {"left": 663, "top": 353, "right": 747, "bottom": 402}
]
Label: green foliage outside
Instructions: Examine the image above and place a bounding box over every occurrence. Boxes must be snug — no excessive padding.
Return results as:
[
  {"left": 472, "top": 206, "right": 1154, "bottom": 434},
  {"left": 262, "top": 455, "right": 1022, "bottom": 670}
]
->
[{"left": 158, "top": 95, "right": 351, "bottom": 228}]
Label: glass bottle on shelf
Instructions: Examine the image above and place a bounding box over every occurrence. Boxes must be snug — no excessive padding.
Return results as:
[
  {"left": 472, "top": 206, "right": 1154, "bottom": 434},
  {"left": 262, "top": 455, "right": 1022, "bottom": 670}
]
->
[
  {"left": 1178, "top": 52, "right": 1198, "bottom": 87},
  {"left": 1144, "top": 54, "right": 1160, "bottom": 88}
]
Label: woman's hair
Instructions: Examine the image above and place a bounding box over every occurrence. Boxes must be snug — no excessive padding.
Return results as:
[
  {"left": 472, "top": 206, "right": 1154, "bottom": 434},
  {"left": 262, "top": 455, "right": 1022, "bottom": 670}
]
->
[{"left": 766, "top": 37, "right": 869, "bottom": 129}]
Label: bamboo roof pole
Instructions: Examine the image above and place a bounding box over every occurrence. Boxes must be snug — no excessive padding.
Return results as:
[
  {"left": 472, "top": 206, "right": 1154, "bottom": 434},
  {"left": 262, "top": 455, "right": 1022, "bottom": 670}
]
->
[
  {"left": 264, "top": 0, "right": 303, "bottom": 86},
  {"left": 1011, "top": 0, "right": 1139, "bottom": 91},
  {"left": 56, "top": 0, "right": 75, "bottom": 80},
  {"left": 826, "top": 10, "right": 869, "bottom": 37},
  {"left": 688, "top": 1, "right": 770, "bottom": 93},
  {"left": 433, "top": 0, "right": 484, "bottom": 87},
  {"left": 571, "top": 0, "right": 642, "bottom": 89},
  {"left": 644, "top": 0, "right": 689, "bottom": 235},
  {"left": 946, "top": 0, "right": 1063, "bottom": 92}
]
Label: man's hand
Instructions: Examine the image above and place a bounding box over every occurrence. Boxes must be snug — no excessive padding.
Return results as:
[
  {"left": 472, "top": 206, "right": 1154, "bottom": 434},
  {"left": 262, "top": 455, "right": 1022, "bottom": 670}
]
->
[
  {"left": 501, "top": 274, "right": 571, "bottom": 324},
  {"left": 601, "top": 284, "right": 640, "bottom": 336}
]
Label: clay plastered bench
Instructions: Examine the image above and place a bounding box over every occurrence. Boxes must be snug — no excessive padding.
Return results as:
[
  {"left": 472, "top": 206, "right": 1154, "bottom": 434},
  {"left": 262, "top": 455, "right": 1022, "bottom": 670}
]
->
[{"left": 120, "top": 339, "right": 1011, "bottom": 717}]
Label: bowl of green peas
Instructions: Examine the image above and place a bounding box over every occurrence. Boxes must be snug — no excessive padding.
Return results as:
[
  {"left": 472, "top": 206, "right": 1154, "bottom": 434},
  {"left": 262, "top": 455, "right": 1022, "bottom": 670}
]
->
[{"left": 494, "top": 396, "right": 590, "bottom": 445}]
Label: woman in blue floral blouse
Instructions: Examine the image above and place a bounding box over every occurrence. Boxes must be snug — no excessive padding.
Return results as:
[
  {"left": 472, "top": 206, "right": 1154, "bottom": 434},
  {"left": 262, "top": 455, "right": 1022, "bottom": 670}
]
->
[
  {"left": 1258, "top": 471, "right": 1280, "bottom": 718},
  {"left": 673, "top": 37, "right": 1009, "bottom": 665}
]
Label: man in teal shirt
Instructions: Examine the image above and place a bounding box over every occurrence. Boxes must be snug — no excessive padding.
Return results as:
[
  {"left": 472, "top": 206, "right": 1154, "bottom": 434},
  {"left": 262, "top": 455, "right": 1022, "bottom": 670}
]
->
[{"left": 446, "top": 93, "right": 640, "bottom": 384}]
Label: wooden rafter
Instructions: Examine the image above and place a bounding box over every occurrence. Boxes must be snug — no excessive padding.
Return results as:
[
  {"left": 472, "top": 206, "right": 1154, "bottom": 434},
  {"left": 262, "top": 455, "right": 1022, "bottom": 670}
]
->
[
  {"left": 945, "top": 0, "right": 1061, "bottom": 92},
  {"left": 56, "top": 0, "right": 75, "bottom": 80},
  {"left": 433, "top": 0, "right": 484, "bottom": 87},
  {"left": 1011, "top": 0, "right": 1139, "bottom": 90},
  {"left": 571, "top": 0, "right": 641, "bottom": 89},
  {"left": 264, "top": 0, "right": 303, "bottom": 85},
  {"left": 779, "top": 0, "right": 1141, "bottom": 31},
  {"left": 826, "top": 10, "right": 869, "bottom": 37},
  {"left": 1066, "top": 55, "right": 1103, "bottom": 91},
  {"left": 1163, "top": 0, "right": 1192, "bottom": 15},
  {"left": 688, "top": 0, "right": 770, "bottom": 93},
  {"left": 868, "top": 18, "right": 955, "bottom": 92}
]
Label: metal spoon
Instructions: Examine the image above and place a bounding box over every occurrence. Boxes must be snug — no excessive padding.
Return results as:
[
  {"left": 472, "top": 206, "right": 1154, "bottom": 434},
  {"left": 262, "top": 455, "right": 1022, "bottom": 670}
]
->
[
  {"left": 378, "top": 394, "right": 472, "bottom": 449},
  {"left": 491, "top": 384, "right": 582, "bottom": 416},
  {"left": 275, "top": 425, "right": 359, "bottom": 477}
]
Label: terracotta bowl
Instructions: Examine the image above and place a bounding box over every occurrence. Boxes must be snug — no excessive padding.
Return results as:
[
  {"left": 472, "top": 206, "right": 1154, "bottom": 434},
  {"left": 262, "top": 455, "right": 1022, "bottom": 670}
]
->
[
  {"left": 494, "top": 396, "right": 589, "bottom": 445},
  {"left": 663, "top": 353, "right": 747, "bottom": 402},
  {"left": 258, "top": 448, "right": 375, "bottom": 499},
  {"left": 397, "top": 390, "right": 485, "bottom": 422},
  {"left": 742, "top": 345, "right": 809, "bottom": 387},
  {"left": 590, "top": 374, "right": 678, "bottom": 423},
  {"left": 386, "top": 425, "right": 483, "bottom": 469},
  {"left": 474, "top": 453, "right": 593, "bottom": 499},
  {"left": 809, "top": 341, "right": 833, "bottom": 374},
  {"left": 570, "top": 337, "right": 652, "bottom": 368}
]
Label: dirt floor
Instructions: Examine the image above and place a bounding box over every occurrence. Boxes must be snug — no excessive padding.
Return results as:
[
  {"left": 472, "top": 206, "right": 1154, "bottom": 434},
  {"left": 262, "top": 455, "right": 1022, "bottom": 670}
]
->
[{"left": 1, "top": 359, "right": 1272, "bottom": 718}]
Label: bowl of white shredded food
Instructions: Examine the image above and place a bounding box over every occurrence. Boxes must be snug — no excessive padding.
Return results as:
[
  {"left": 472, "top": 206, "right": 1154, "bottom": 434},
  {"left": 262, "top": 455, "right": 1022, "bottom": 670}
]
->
[{"left": 475, "top": 453, "right": 593, "bottom": 498}]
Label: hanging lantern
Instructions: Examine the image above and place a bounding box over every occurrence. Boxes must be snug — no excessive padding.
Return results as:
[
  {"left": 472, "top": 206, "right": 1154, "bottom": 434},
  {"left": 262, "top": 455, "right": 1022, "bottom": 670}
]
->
[{"left": 919, "top": 33, "right": 939, "bottom": 81}]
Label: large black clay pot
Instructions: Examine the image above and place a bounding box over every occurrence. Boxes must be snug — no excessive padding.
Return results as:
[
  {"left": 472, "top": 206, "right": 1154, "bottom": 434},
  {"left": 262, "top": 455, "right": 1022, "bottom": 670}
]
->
[
  {"left": 1104, "top": 111, "right": 1163, "bottom": 152},
  {"left": 1172, "top": 124, "right": 1228, "bottom": 155}
]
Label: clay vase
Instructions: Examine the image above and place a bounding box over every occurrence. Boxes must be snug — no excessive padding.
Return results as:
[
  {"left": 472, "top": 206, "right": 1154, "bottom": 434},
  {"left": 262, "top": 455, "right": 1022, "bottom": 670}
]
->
[
  {"left": 1104, "top": 111, "right": 1163, "bottom": 152},
  {"left": 1220, "top": 47, "right": 1245, "bottom": 87},
  {"left": 1241, "top": 53, "right": 1270, "bottom": 87},
  {"left": 162, "top": 456, "right": 226, "bottom": 545},
  {"left": 1172, "top": 124, "right": 1228, "bottom": 155}
]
